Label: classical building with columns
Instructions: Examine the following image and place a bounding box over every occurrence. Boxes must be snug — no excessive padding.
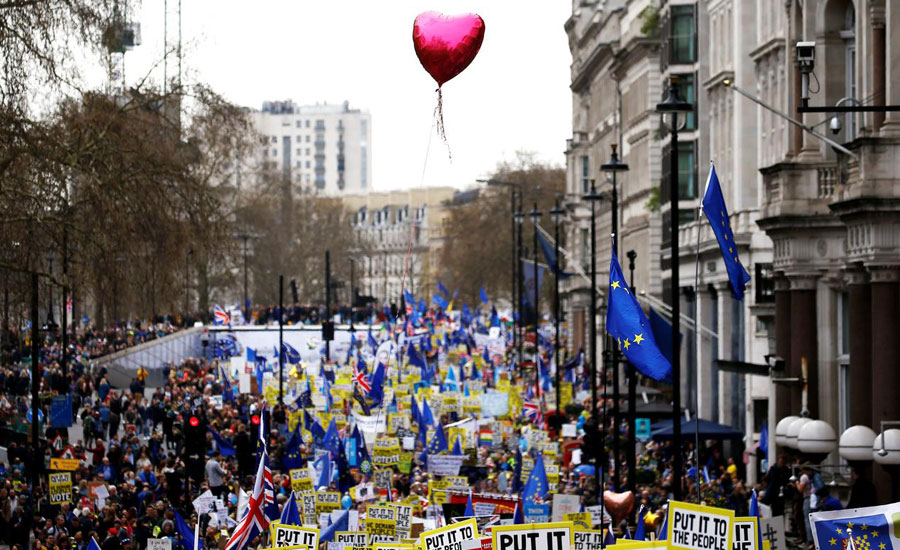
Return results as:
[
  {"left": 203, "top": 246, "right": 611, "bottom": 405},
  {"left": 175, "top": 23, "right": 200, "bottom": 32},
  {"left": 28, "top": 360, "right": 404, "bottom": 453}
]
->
[
  {"left": 564, "top": 0, "right": 900, "bottom": 496},
  {"left": 757, "top": 0, "right": 900, "bottom": 502}
]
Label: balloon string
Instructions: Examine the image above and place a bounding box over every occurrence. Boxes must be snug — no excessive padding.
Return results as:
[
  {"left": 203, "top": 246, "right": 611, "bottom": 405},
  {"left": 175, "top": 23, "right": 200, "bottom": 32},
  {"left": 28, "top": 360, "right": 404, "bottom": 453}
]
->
[{"left": 434, "top": 86, "right": 451, "bottom": 161}]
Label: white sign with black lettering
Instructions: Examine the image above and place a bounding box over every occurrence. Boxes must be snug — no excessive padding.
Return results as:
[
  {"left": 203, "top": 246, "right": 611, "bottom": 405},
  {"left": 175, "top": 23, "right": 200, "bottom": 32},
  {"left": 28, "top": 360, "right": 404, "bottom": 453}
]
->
[
  {"left": 732, "top": 518, "right": 758, "bottom": 550},
  {"left": 272, "top": 524, "right": 320, "bottom": 549},
  {"left": 667, "top": 501, "right": 735, "bottom": 550},
  {"left": 492, "top": 522, "right": 574, "bottom": 550},
  {"left": 572, "top": 530, "right": 604, "bottom": 550},
  {"left": 147, "top": 539, "right": 172, "bottom": 550},
  {"left": 421, "top": 518, "right": 479, "bottom": 550}
]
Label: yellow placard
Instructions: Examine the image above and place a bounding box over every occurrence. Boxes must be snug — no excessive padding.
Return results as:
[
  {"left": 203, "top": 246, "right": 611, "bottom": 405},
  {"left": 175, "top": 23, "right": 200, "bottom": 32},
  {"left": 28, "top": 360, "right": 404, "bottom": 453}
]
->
[
  {"left": 290, "top": 468, "right": 313, "bottom": 493},
  {"left": 492, "top": 522, "right": 574, "bottom": 550},
  {"left": 315, "top": 491, "right": 341, "bottom": 515},
  {"left": 50, "top": 458, "right": 79, "bottom": 471},
  {"left": 565, "top": 512, "right": 594, "bottom": 530},
  {"left": 49, "top": 472, "right": 72, "bottom": 504},
  {"left": 666, "top": 500, "right": 735, "bottom": 550},
  {"left": 420, "top": 518, "right": 478, "bottom": 550},
  {"left": 732, "top": 517, "right": 759, "bottom": 550},
  {"left": 366, "top": 505, "right": 398, "bottom": 541}
]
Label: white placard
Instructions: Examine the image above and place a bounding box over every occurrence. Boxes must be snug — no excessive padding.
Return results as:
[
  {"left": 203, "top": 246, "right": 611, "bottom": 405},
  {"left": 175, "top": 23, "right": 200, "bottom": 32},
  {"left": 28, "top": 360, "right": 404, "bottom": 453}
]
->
[
  {"left": 147, "top": 539, "right": 172, "bottom": 550},
  {"left": 667, "top": 501, "right": 735, "bottom": 550},
  {"left": 492, "top": 523, "right": 574, "bottom": 550}
]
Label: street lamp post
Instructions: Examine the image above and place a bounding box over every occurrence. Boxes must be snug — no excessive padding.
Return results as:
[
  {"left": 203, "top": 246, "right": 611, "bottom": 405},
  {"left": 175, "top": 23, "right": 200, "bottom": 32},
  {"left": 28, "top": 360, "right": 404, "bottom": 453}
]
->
[
  {"left": 601, "top": 144, "right": 629, "bottom": 491},
  {"left": 235, "top": 233, "right": 253, "bottom": 321},
  {"left": 550, "top": 200, "right": 565, "bottom": 415},
  {"left": 278, "top": 274, "right": 284, "bottom": 402},
  {"left": 583, "top": 181, "right": 603, "bottom": 510},
  {"left": 349, "top": 258, "right": 356, "bottom": 330},
  {"left": 514, "top": 205, "right": 525, "bottom": 380},
  {"left": 626, "top": 249, "right": 638, "bottom": 498},
  {"left": 529, "top": 203, "right": 542, "bottom": 392},
  {"left": 656, "top": 77, "right": 693, "bottom": 502}
]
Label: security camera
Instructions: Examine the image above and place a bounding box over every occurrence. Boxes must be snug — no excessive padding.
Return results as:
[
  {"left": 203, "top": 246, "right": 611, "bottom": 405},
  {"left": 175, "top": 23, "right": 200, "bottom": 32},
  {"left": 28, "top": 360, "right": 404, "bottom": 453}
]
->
[
  {"left": 830, "top": 116, "right": 842, "bottom": 135},
  {"left": 796, "top": 41, "right": 815, "bottom": 72}
]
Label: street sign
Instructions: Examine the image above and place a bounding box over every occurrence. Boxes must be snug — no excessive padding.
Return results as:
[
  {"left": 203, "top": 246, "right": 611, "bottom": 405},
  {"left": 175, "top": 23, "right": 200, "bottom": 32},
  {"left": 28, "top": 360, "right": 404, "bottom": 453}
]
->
[{"left": 635, "top": 418, "right": 651, "bottom": 440}]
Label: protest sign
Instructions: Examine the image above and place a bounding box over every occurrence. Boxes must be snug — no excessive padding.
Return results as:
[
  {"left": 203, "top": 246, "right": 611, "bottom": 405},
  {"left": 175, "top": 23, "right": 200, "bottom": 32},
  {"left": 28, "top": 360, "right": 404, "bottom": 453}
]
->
[
  {"left": 524, "top": 504, "right": 551, "bottom": 524},
  {"left": 584, "top": 506, "right": 612, "bottom": 528},
  {"left": 290, "top": 468, "right": 313, "bottom": 493},
  {"left": 192, "top": 490, "right": 216, "bottom": 514},
  {"left": 373, "top": 545, "right": 415, "bottom": 550},
  {"left": 758, "top": 517, "right": 785, "bottom": 550},
  {"left": 564, "top": 513, "right": 593, "bottom": 531},
  {"left": 427, "top": 455, "right": 466, "bottom": 476},
  {"left": 366, "top": 505, "right": 398, "bottom": 541},
  {"left": 421, "top": 518, "right": 479, "bottom": 550},
  {"left": 328, "top": 544, "right": 349, "bottom": 550},
  {"left": 731, "top": 518, "right": 758, "bottom": 550},
  {"left": 550, "top": 495, "right": 584, "bottom": 525},
  {"left": 373, "top": 437, "right": 402, "bottom": 467},
  {"left": 374, "top": 469, "right": 394, "bottom": 491},
  {"left": 271, "top": 524, "right": 319, "bottom": 549},
  {"left": 299, "top": 492, "right": 317, "bottom": 524},
  {"left": 335, "top": 532, "right": 367, "bottom": 550},
  {"left": 666, "top": 501, "right": 735, "bottom": 550},
  {"left": 572, "top": 530, "right": 605, "bottom": 550},
  {"left": 50, "top": 395, "right": 73, "bottom": 428},
  {"left": 316, "top": 492, "right": 342, "bottom": 515},
  {"left": 49, "top": 472, "right": 72, "bottom": 504},
  {"left": 479, "top": 393, "right": 509, "bottom": 418},
  {"left": 50, "top": 458, "right": 79, "bottom": 471},
  {"left": 492, "top": 522, "right": 575, "bottom": 550},
  {"left": 389, "top": 503, "right": 413, "bottom": 538},
  {"left": 146, "top": 539, "right": 172, "bottom": 550},
  {"left": 446, "top": 476, "right": 469, "bottom": 492}
]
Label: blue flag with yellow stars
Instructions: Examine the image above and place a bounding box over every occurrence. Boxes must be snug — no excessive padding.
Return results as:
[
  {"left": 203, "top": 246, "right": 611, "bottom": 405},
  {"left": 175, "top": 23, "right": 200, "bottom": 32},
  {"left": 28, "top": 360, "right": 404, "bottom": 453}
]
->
[
  {"left": 606, "top": 247, "right": 672, "bottom": 381},
  {"left": 521, "top": 453, "right": 548, "bottom": 503},
  {"left": 702, "top": 164, "right": 751, "bottom": 300},
  {"left": 810, "top": 503, "right": 900, "bottom": 550}
]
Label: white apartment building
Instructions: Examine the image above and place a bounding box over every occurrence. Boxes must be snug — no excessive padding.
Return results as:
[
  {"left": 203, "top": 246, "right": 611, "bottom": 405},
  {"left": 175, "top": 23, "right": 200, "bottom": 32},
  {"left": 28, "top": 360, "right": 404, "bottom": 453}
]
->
[{"left": 250, "top": 100, "right": 372, "bottom": 196}]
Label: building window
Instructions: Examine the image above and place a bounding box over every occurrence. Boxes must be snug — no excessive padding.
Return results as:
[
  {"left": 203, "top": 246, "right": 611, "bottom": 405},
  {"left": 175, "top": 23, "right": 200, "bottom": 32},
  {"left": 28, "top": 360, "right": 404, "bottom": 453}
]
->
[
  {"left": 678, "top": 141, "right": 696, "bottom": 199},
  {"left": 670, "top": 5, "right": 696, "bottom": 64},
  {"left": 305, "top": 120, "right": 310, "bottom": 128},
  {"left": 843, "top": 3, "right": 857, "bottom": 141},
  {"left": 296, "top": 121, "right": 301, "bottom": 128},
  {"left": 673, "top": 73, "right": 696, "bottom": 130},
  {"left": 306, "top": 136, "right": 310, "bottom": 143},
  {"left": 581, "top": 155, "right": 590, "bottom": 194}
]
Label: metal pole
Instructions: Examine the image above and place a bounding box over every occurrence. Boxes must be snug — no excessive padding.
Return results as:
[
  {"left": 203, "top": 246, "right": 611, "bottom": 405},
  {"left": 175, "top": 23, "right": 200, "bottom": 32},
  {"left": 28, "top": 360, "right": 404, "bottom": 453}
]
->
[
  {"left": 588, "top": 182, "right": 600, "bottom": 508},
  {"left": 670, "top": 111, "right": 684, "bottom": 502},
  {"left": 325, "top": 250, "right": 331, "bottom": 361},
  {"left": 516, "top": 196, "right": 524, "bottom": 380},
  {"left": 532, "top": 203, "right": 540, "bottom": 396},
  {"left": 61, "top": 227, "right": 68, "bottom": 380},
  {"left": 511, "top": 189, "right": 517, "bottom": 369},
  {"left": 611, "top": 171, "right": 620, "bottom": 492},
  {"left": 242, "top": 238, "right": 249, "bottom": 321},
  {"left": 349, "top": 259, "right": 355, "bottom": 328},
  {"left": 278, "top": 274, "right": 284, "bottom": 402},
  {"left": 554, "top": 211, "right": 561, "bottom": 415},
  {"left": 31, "top": 272, "right": 40, "bottom": 490},
  {"left": 626, "top": 250, "right": 637, "bottom": 502}
]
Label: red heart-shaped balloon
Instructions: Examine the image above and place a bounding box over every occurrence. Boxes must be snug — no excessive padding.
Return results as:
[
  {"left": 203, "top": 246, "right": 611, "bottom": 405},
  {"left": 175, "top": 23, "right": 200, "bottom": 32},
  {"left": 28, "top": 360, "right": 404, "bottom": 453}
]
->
[
  {"left": 603, "top": 490, "right": 635, "bottom": 524},
  {"left": 413, "top": 11, "right": 485, "bottom": 87}
]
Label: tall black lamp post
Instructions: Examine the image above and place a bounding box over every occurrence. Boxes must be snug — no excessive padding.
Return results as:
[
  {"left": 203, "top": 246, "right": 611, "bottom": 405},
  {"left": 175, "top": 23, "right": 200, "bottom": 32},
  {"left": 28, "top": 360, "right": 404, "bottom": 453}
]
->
[
  {"left": 601, "top": 143, "right": 629, "bottom": 491},
  {"left": 514, "top": 205, "right": 525, "bottom": 380},
  {"left": 583, "top": 181, "right": 603, "bottom": 507},
  {"left": 528, "top": 203, "right": 542, "bottom": 391},
  {"left": 656, "top": 77, "right": 693, "bottom": 502},
  {"left": 626, "top": 249, "right": 638, "bottom": 498},
  {"left": 549, "top": 200, "right": 565, "bottom": 414}
]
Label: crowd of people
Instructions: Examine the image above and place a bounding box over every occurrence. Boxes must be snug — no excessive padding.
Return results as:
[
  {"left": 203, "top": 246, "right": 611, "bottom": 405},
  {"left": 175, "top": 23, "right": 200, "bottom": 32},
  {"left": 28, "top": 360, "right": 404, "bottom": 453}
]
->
[{"left": 0, "top": 307, "right": 856, "bottom": 550}]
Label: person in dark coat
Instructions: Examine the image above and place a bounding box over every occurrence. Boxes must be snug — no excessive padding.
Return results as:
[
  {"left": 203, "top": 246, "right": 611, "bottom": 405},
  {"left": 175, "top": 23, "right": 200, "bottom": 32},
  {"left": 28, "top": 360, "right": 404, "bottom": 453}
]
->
[
  {"left": 234, "top": 423, "right": 253, "bottom": 478},
  {"left": 846, "top": 468, "right": 877, "bottom": 509}
]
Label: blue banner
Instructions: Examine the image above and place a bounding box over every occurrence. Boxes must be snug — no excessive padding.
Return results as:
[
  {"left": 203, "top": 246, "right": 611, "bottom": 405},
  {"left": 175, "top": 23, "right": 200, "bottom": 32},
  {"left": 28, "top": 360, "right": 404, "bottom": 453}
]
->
[{"left": 50, "top": 395, "right": 72, "bottom": 428}]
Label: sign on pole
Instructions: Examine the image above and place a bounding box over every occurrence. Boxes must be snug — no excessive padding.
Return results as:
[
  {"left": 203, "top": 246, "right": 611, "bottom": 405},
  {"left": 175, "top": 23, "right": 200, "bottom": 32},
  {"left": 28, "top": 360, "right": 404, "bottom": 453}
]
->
[
  {"left": 666, "top": 501, "right": 735, "bottom": 550},
  {"left": 492, "top": 522, "right": 575, "bottom": 550},
  {"left": 290, "top": 468, "right": 313, "bottom": 493},
  {"left": 421, "top": 517, "right": 479, "bottom": 550},
  {"left": 366, "top": 505, "right": 398, "bottom": 543},
  {"left": 316, "top": 492, "right": 342, "bottom": 516},
  {"left": 635, "top": 418, "right": 651, "bottom": 441}
]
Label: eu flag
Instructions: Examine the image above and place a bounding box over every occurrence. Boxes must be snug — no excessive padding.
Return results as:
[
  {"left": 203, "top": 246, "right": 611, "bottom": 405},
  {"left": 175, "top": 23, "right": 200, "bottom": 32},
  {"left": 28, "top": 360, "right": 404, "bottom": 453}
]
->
[
  {"left": 702, "top": 164, "right": 751, "bottom": 300},
  {"left": 606, "top": 249, "right": 672, "bottom": 381},
  {"left": 282, "top": 425, "right": 305, "bottom": 470},
  {"left": 811, "top": 503, "right": 900, "bottom": 550},
  {"left": 480, "top": 286, "right": 489, "bottom": 303},
  {"left": 207, "top": 427, "right": 235, "bottom": 457},
  {"left": 438, "top": 280, "right": 449, "bottom": 296},
  {"left": 522, "top": 453, "right": 549, "bottom": 503}
]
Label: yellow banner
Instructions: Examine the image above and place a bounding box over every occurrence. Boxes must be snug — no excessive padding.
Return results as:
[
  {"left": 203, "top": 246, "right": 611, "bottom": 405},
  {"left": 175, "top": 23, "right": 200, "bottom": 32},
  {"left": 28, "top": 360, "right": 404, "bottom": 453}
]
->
[{"left": 50, "top": 458, "right": 79, "bottom": 471}]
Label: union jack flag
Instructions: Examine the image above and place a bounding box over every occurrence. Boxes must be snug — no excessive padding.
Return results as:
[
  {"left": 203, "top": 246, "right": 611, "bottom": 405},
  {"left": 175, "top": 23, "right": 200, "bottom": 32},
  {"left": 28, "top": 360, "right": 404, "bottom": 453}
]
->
[
  {"left": 354, "top": 365, "right": 372, "bottom": 394},
  {"left": 523, "top": 400, "right": 546, "bottom": 429},
  {"left": 214, "top": 305, "right": 231, "bottom": 326},
  {"left": 224, "top": 446, "right": 270, "bottom": 550}
]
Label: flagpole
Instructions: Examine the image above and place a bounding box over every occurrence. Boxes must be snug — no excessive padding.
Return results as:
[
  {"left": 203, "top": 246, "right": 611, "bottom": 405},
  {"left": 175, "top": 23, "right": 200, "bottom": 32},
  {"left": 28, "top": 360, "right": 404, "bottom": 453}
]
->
[{"left": 693, "top": 173, "right": 704, "bottom": 504}]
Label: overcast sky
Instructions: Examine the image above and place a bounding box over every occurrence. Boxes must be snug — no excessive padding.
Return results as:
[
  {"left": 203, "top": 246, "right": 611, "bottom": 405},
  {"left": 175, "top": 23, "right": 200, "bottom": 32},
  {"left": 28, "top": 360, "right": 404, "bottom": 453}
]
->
[{"left": 116, "top": 1, "right": 573, "bottom": 191}]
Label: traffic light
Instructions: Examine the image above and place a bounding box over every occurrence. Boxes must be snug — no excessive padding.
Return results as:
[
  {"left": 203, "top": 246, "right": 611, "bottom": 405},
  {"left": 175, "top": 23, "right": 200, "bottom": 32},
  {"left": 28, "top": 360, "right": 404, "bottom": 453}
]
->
[{"left": 322, "top": 320, "right": 334, "bottom": 341}]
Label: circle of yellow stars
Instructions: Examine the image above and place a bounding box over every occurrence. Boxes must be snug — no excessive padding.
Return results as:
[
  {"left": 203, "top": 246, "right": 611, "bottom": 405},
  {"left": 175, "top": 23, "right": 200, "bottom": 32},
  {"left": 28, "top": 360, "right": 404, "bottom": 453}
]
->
[
  {"left": 829, "top": 522, "right": 885, "bottom": 550},
  {"left": 610, "top": 278, "right": 646, "bottom": 352}
]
